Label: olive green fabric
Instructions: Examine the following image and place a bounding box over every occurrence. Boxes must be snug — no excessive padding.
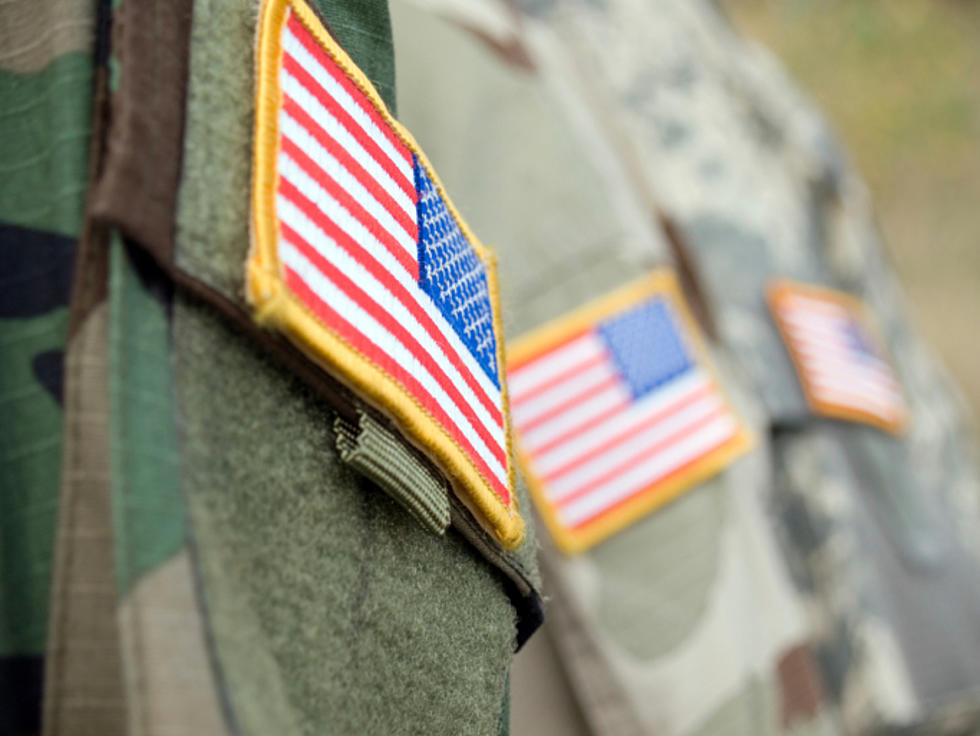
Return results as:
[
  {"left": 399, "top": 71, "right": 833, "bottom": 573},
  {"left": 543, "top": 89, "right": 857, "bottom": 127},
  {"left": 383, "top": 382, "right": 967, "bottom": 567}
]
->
[
  {"left": 334, "top": 409, "right": 452, "bottom": 536},
  {"left": 174, "top": 294, "right": 517, "bottom": 735},
  {"left": 173, "top": 0, "right": 265, "bottom": 297}
]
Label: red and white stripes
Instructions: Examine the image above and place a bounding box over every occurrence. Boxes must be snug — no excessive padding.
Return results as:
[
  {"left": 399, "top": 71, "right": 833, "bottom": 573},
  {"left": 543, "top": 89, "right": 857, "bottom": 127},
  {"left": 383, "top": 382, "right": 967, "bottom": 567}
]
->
[
  {"left": 274, "top": 11, "right": 510, "bottom": 502},
  {"left": 510, "top": 331, "right": 738, "bottom": 530},
  {"left": 777, "top": 292, "right": 904, "bottom": 427},
  {"left": 279, "top": 15, "right": 418, "bottom": 276}
]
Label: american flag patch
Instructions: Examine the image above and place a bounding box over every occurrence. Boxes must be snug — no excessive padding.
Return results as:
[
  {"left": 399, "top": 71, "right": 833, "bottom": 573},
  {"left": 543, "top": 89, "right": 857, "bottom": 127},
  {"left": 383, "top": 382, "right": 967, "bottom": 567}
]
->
[
  {"left": 247, "top": 0, "right": 521, "bottom": 548},
  {"left": 508, "top": 274, "right": 752, "bottom": 553},
  {"left": 768, "top": 280, "right": 907, "bottom": 434}
]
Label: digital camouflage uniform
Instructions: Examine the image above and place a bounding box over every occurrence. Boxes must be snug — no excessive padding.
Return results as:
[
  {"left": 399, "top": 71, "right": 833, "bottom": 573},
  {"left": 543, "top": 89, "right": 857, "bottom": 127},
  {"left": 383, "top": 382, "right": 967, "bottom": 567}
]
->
[
  {"left": 2, "top": 1, "right": 541, "bottom": 735},
  {"left": 392, "top": 2, "right": 841, "bottom": 735},
  {"left": 391, "top": 0, "right": 980, "bottom": 734},
  {"left": 516, "top": 2, "right": 980, "bottom": 732}
]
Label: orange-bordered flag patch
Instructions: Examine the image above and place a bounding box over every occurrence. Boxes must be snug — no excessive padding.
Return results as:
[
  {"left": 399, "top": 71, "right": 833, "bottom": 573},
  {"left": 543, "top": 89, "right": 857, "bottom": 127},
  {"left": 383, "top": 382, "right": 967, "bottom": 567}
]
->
[
  {"left": 768, "top": 279, "right": 907, "bottom": 434},
  {"left": 508, "top": 272, "right": 752, "bottom": 553},
  {"left": 246, "top": 0, "right": 522, "bottom": 548}
]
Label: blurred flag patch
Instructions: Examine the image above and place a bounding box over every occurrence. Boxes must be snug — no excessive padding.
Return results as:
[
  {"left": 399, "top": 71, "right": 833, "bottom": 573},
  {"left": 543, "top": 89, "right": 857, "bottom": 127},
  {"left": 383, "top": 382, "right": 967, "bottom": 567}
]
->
[
  {"left": 768, "top": 280, "right": 906, "bottom": 434},
  {"left": 508, "top": 273, "right": 751, "bottom": 553}
]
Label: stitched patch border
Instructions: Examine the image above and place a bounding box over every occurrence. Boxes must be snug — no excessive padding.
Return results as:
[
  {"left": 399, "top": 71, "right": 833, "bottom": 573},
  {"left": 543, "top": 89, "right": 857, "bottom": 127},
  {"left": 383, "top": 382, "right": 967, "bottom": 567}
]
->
[
  {"left": 508, "top": 272, "right": 753, "bottom": 554},
  {"left": 768, "top": 279, "right": 907, "bottom": 435},
  {"left": 247, "top": 0, "right": 522, "bottom": 548}
]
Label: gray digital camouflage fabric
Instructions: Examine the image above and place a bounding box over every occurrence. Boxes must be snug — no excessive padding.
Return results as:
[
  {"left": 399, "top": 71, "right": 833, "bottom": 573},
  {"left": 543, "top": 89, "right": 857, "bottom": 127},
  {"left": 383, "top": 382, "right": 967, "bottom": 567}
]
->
[
  {"left": 393, "top": 0, "right": 980, "bottom": 733},
  {"left": 392, "top": 2, "right": 842, "bottom": 734},
  {"left": 511, "top": 1, "right": 980, "bottom": 732}
]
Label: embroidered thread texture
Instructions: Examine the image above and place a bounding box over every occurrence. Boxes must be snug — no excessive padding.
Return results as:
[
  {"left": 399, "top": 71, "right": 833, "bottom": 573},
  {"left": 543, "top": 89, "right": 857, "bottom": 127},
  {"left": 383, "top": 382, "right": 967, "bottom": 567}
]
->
[
  {"left": 768, "top": 280, "right": 906, "bottom": 434},
  {"left": 508, "top": 274, "right": 751, "bottom": 553},
  {"left": 247, "top": 0, "right": 521, "bottom": 546},
  {"left": 416, "top": 158, "right": 499, "bottom": 387}
]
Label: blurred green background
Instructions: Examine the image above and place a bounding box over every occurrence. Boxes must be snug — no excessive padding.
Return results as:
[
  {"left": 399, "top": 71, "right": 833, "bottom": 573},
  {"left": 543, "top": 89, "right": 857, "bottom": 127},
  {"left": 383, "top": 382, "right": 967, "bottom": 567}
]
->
[{"left": 722, "top": 0, "right": 980, "bottom": 420}]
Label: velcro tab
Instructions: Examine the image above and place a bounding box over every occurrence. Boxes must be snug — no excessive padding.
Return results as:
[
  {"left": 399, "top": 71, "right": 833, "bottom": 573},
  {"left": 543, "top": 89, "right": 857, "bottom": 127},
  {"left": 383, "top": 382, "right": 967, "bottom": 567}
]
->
[
  {"left": 334, "top": 408, "right": 451, "bottom": 536},
  {"left": 768, "top": 279, "right": 907, "bottom": 434}
]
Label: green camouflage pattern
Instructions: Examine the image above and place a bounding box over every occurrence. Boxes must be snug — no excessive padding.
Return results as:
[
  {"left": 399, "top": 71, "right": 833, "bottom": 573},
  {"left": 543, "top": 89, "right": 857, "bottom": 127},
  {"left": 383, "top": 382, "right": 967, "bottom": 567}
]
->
[{"left": 391, "top": 2, "right": 842, "bottom": 734}]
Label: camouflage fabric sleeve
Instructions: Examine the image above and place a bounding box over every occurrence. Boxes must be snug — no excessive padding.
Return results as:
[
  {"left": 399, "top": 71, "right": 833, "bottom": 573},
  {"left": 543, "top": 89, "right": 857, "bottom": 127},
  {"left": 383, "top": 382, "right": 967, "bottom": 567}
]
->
[{"left": 0, "top": 1, "right": 95, "bottom": 731}]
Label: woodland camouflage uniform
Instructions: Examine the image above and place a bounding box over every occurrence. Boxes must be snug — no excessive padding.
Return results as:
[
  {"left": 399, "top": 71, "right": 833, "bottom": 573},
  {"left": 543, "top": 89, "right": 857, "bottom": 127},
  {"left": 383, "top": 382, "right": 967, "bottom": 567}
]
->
[
  {"left": 391, "top": 0, "right": 980, "bottom": 734},
  {"left": 1, "top": 1, "right": 541, "bottom": 735}
]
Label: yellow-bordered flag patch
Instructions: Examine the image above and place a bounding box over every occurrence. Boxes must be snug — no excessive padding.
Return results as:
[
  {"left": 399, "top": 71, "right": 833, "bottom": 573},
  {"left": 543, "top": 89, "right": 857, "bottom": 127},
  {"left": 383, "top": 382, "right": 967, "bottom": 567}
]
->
[
  {"left": 768, "top": 279, "right": 907, "bottom": 434},
  {"left": 508, "top": 273, "right": 752, "bottom": 553},
  {"left": 246, "top": 0, "right": 522, "bottom": 548}
]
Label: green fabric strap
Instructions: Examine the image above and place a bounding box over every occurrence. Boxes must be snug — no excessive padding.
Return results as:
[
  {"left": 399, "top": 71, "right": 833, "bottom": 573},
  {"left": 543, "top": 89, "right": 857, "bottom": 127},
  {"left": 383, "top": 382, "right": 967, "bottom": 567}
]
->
[{"left": 334, "top": 409, "right": 451, "bottom": 536}]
